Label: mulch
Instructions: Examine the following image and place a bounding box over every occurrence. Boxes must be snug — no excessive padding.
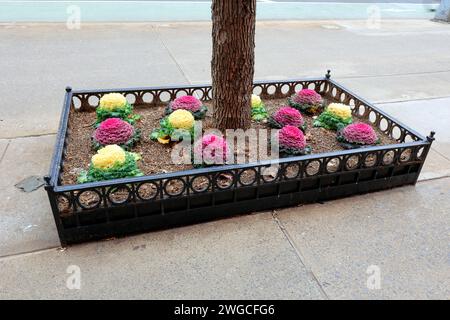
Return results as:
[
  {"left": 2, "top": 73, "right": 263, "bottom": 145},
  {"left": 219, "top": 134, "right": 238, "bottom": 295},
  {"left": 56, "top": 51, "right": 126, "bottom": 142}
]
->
[{"left": 60, "top": 98, "right": 397, "bottom": 186}]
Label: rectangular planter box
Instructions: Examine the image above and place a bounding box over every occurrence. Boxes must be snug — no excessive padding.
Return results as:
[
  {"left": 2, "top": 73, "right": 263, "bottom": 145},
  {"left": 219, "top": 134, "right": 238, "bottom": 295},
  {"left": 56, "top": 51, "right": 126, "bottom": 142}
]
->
[{"left": 45, "top": 75, "right": 435, "bottom": 245}]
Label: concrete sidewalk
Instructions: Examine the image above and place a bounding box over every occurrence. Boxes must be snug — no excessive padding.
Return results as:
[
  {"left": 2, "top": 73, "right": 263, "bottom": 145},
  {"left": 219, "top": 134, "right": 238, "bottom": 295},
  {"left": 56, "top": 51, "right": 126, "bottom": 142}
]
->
[
  {"left": 2, "top": 20, "right": 450, "bottom": 138},
  {"left": 0, "top": 178, "right": 448, "bottom": 299},
  {"left": 0, "top": 19, "right": 449, "bottom": 299}
]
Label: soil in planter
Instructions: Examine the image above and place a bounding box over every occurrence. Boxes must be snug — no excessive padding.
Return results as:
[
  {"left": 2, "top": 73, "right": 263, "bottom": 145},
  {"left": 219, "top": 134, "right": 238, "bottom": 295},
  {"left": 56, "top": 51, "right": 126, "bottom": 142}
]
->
[{"left": 60, "top": 98, "right": 397, "bottom": 187}]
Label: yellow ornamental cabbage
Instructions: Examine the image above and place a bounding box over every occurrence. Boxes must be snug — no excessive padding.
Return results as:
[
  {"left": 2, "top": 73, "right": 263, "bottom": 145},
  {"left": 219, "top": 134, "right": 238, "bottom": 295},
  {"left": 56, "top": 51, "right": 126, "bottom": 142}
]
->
[
  {"left": 92, "top": 145, "right": 126, "bottom": 170},
  {"left": 99, "top": 93, "right": 127, "bottom": 111},
  {"left": 168, "top": 109, "right": 195, "bottom": 130},
  {"left": 327, "top": 103, "right": 352, "bottom": 120},
  {"left": 251, "top": 94, "right": 262, "bottom": 108}
]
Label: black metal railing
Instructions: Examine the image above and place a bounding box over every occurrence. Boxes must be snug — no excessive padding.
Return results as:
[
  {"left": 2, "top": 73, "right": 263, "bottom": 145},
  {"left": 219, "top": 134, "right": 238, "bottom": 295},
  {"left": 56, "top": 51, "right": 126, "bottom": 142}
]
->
[{"left": 45, "top": 74, "right": 434, "bottom": 245}]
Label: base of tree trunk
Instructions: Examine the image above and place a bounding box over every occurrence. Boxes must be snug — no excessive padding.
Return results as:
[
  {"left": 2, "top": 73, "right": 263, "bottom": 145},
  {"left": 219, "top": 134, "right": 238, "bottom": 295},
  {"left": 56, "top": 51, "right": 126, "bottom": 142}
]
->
[{"left": 211, "top": 0, "right": 256, "bottom": 131}]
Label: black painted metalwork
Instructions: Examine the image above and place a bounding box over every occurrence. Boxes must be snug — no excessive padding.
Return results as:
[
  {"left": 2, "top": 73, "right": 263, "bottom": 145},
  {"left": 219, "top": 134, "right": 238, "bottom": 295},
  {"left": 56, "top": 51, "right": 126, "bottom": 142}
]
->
[{"left": 45, "top": 74, "right": 434, "bottom": 245}]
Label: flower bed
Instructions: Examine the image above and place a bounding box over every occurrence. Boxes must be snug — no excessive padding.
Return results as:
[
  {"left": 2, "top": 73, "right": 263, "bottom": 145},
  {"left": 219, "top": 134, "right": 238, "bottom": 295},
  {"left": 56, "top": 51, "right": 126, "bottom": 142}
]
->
[{"left": 45, "top": 75, "right": 435, "bottom": 245}]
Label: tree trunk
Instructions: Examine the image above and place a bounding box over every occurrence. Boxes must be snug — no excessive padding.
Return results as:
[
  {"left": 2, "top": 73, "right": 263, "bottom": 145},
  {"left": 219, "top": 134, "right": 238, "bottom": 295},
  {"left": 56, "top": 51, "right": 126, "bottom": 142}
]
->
[{"left": 211, "top": 0, "right": 256, "bottom": 131}]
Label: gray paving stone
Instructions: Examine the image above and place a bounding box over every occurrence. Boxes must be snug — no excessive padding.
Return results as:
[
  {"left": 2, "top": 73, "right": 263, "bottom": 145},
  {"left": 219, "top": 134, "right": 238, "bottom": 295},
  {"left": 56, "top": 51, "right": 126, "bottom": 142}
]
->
[
  {"left": 419, "top": 148, "right": 450, "bottom": 181},
  {"left": 2, "top": 20, "right": 450, "bottom": 138},
  {"left": 0, "top": 135, "right": 60, "bottom": 257},
  {"left": 276, "top": 178, "right": 450, "bottom": 299},
  {"left": 0, "top": 213, "right": 325, "bottom": 299},
  {"left": 377, "top": 96, "right": 450, "bottom": 159},
  {"left": 0, "top": 23, "right": 188, "bottom": 138}
]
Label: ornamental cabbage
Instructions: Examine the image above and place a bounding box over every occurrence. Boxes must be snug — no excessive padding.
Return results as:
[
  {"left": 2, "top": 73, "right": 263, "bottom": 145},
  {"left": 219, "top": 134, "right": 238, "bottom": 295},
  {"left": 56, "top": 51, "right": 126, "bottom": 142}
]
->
[
  {"left": 91, "top": 144, "right": 126, "bottom": 169},
  {"left": 313, "top": 103, "right": 353, "bottom": 130},
  {"left": 278, "top": 125, "right": 311, "bottom": 156},
  {"left": 327, "top": 103, "right": 352, "bottom": 120},
  {"left": 96, "top": 93, "right": 140, "bottom": 125},
  {"left": 251, "top": 94, "right": 268, "bottom": 122},
  {"left": 251, "top": 94, "right": 262, "bottom": 108},
  {"left": 269, "top": 106, "right": 305, "bottom": 130},
  {"left": 78, "top": 145, "right": 142, "bottom": 183},
  {"left": 99, "top": 93, "right": 127, "bottom": 111},
  {"left": 150, "top": 109, "right": 195, "bottom": 144},
  {"left": 165, "top": 95, "right": 208, "bottom": 119},
  {"left": 337, "top": 123, "right": 379, "bottom": 149},
  {"left": 92, "top": 118, "right": 140, "bottom": 150},
  {"left": 193, "top": 134, "right": 228, "bottom": 167},
  {"left": 288, "top": 89, "right": 324, "bottom": 115},
  {"left": 168, "top": 109, "right": 195, "bottom": 130}
]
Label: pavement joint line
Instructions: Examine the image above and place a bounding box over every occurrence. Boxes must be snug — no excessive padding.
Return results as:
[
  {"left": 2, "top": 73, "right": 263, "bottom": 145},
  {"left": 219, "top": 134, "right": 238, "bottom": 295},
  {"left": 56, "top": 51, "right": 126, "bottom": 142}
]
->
[
  {"left": 431, "top": 147, "right": 450, "bottom": 163},
  {"left": 337, "top": 69, "right": 450, "bottom": 80},
  {"left": 154, "top": 25, "right": 193, "bottom": 85},
  {"left": 374, "top": 94, "right": 450, "bottom": 105},
  {"left": 0, "top": 246, "right": 61, "bottom": 262},
  {"left": 0, "top": 132, "right": 56, "bottom": 140},
  {"left": 271, "top": 211, "right": 329, "bottom": 300},
  {"left": 0, "top": 139, "right": 10, "bottom": 165},
  {"left": 417, "top": 174, "right": 450, "bottom": 183}
]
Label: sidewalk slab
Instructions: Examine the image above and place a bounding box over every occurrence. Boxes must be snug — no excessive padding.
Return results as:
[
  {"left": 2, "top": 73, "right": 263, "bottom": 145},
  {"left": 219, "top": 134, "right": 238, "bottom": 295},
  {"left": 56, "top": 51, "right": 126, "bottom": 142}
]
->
[
  {"left": 0, "top": 178, "right": 448, "bottom": 299},
  {"left": 157, "top": 21, "right": 450, "bottom": 104},
  {"left": 276, "top": 178, "right": 450, "bottom": 299},
  {"left": 156, "top": 21, "right": 450, "bottom": 85},
  {"left": 338, "top": 72, "right": 450, "bottom": 104},
  {"left": 0, "top": 135, "right": 60, "bottom": 257},
  {"left": 0, "top": 23, "right": 188, "bottom": 139},
  {"left": 377, "top": 97, "right": 450, "bottom": 159},
  {"left": 418, "top": 148, "right": 450, "bottom": 181},
  {"left": 2, "top": 21, "right": 450, "bottom": 138},
  {"left": 0, "top": 213, "right": 324, "bottom": 300}
]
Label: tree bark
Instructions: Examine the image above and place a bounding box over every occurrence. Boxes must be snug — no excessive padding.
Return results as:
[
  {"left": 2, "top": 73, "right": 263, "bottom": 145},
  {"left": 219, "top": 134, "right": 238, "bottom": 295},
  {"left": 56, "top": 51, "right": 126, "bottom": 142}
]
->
[{"left": 211, "top": 0, "right": 256, "bottom": 131}]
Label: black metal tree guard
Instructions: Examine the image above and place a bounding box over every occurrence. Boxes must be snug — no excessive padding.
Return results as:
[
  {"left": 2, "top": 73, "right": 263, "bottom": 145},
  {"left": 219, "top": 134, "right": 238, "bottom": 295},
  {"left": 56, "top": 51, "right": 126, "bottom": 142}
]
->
[{"left": 45, "top": 71, "right": 436, "bottom": 245}]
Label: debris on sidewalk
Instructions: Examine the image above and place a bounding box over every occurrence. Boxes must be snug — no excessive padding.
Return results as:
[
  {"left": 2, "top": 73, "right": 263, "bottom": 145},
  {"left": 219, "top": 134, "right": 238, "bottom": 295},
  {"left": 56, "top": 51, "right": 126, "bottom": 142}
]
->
[{"left": 14, "top": 175, "right": 45, "bottom": 192}]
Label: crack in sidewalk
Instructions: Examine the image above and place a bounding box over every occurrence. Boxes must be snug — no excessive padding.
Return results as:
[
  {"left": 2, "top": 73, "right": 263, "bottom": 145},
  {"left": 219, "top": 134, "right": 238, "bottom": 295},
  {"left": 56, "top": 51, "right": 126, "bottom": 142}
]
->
[
  {"left": 338, "top": 69, "right": 450, "bottom": 80},
  {"left": 431, "top": 148, "right": 450, "bottom": 163},
  {"left": 0, "top": 132, "right": 56, "bottom": 140},
  {"left": 418, "top": 175, "right": 450, "bottom": 183},
  {"left": 0, "top": 139, "right": 11, "bottom": 165},
  {"left": 0, "top": 246, "right": 61, "bottom": 262},
  {"left": 154, "top": 25, "right": 192, "bottom": 85},
  {"left": 272, "top": 211, "right": 330, "bottom": 300},
  {"left": 374, "top": 94, "right": 450, "bottom": 105}
]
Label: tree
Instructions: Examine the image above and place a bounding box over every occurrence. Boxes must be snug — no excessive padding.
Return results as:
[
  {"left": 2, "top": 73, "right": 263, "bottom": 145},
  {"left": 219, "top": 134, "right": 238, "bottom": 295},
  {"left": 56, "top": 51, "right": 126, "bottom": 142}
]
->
[{"left": 211, "top": 0, "right": 256, "bottom": 131}]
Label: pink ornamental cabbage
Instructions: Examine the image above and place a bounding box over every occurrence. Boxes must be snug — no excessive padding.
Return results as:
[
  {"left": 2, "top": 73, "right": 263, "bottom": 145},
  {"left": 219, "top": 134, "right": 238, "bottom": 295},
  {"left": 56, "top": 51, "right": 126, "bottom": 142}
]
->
[
  {"left": 94, "top": 118, "right": 134, "bottom": 145},
  {"left": 291, "top": 89, "right": 323, "bottom": 106},
  {"left": 171, "top": 95, "right": 202, "bottom": 112},
  {"left": 341, "top": 123, "right": 378, "bottom": 145},
  {"left": 272, "top": 106, "right": 304, "bottom": 127},
  {"left": 194, "top": 134, "right": 228, "bottom": 165},
  {"left": 279, "top": 125, "right": 306, "bottom": 150}
]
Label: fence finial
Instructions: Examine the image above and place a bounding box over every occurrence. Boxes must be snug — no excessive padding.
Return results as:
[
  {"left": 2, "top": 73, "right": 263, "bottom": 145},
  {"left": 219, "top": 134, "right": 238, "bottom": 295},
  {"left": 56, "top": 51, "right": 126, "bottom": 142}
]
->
[
  {"left": 43, "top": 175, "right": 51, "bottom": 184},
  {"left": 65, "top": 86, "right": 72, "bottom": 92},
  {"left": 427, "top": 131, "right": 436, "bottom": 142},
  {"left": 325, "top": 70, "right": 331, "bottom": 79}
]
